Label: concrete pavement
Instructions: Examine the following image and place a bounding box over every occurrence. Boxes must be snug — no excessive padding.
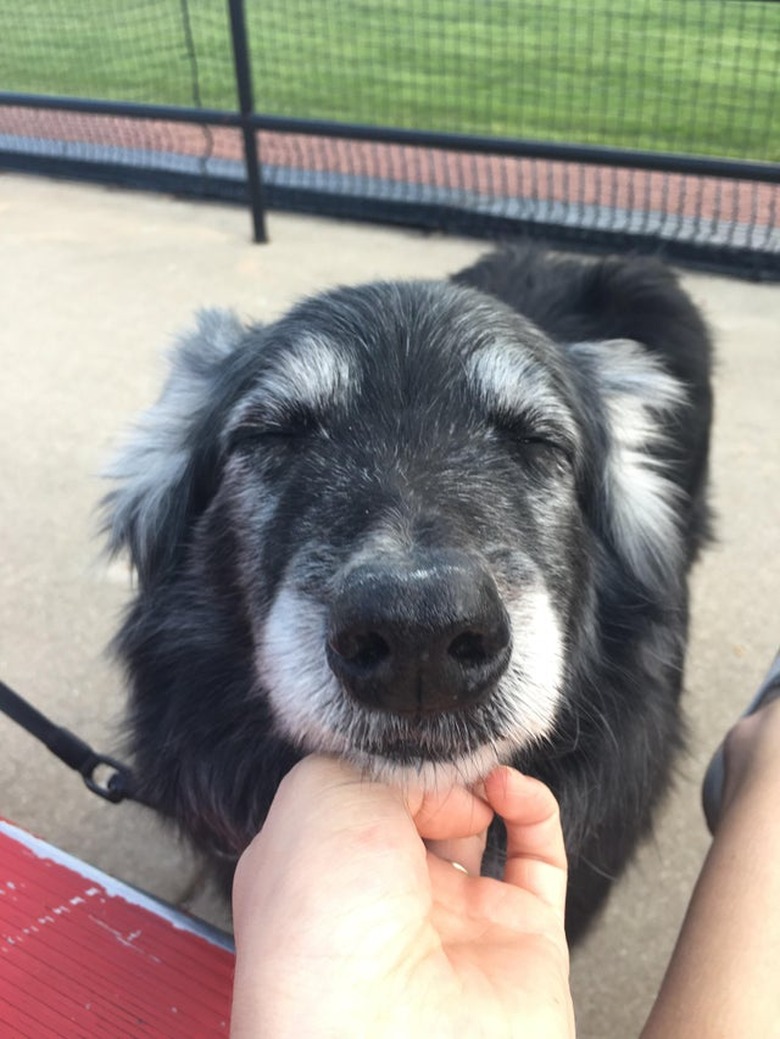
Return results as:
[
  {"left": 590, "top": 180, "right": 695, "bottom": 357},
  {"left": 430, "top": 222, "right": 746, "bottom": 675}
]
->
[{"left": 1, "top": 173, "right": 778, "bottom": 1038}]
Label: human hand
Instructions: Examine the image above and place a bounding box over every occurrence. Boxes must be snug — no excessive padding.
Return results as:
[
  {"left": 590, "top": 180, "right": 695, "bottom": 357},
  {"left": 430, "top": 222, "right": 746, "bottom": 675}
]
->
[{"left": 230, "top": 756, "right": 574, "bottom": 1039}]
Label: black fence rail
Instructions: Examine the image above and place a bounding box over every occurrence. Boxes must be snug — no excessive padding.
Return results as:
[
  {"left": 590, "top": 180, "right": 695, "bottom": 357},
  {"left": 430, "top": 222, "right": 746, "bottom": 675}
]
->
[{"left": 1, "top": 0, "right": 778, "bottom": 280}]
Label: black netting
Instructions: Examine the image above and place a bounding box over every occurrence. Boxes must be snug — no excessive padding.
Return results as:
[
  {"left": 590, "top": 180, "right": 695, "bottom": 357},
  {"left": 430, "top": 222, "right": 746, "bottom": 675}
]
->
[
  {"left": 1, "top": 0, "right": 778, "bottom": 277},
  {"left": 246, "top": 0, "right": 779, "bottom": 162},
  {"left": 1, "top": 0, "right": 234, "bottom": 108}
]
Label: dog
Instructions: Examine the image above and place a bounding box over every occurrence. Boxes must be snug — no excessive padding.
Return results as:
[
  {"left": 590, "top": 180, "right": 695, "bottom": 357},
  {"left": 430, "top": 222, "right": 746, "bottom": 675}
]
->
[{"left": 104, "top": 245, "right": 712, "bottom": 940}]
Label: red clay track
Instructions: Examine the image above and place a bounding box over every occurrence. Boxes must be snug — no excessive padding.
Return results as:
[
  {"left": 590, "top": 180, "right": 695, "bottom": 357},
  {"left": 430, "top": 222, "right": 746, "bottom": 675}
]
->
[{"left": 1, "top": 106, "right": 777, "bottom": 233}]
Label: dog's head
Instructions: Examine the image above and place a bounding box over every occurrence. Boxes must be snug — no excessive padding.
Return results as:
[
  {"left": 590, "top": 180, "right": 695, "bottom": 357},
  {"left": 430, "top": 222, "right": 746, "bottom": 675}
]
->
[{"left": 105, "top": 281, "right": 685, "bottom": 788}]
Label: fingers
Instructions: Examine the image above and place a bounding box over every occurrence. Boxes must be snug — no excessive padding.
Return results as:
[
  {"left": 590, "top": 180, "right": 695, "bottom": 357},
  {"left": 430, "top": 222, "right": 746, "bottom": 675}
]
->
[
  {"left": 424, "top": 831, "right": 488, "bottom": 876},
  {"left": 483, "top": 766, "right": 568, "bottom": 914},
  {"left": 275, "top": 756, "right": 494, "bottom": 841},
  {"left": 408, "top": 781, "right": 494, "bottom": 841},
  {"left": 243, "top": 756, "right": 565, "bottom": 917},
  {"left": 257, "top": 755, "right": 494, "bottom": 872}
]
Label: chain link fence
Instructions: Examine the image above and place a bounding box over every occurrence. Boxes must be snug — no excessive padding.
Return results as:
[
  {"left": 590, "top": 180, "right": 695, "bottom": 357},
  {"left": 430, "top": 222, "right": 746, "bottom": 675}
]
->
[{"left": 1, "top": 0, "right": 778, "bottom": 277}]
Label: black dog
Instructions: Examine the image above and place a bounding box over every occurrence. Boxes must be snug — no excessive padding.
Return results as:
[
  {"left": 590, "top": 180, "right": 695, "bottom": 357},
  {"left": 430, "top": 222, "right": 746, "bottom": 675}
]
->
[{"left": 104, "top": 246, "right": 712, "bottom": 940}]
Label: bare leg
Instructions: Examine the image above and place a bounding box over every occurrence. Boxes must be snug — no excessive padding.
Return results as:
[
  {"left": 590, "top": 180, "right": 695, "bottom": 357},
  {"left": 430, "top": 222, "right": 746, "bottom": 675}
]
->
[{"left": 641, "top": 696, "right": 780, "bottom": 1038}]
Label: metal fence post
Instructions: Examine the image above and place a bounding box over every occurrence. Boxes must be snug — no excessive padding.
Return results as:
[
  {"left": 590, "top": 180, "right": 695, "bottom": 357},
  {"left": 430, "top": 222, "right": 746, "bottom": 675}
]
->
[{"left": 227, "top": 0, "right": 267, "bottom": 243}]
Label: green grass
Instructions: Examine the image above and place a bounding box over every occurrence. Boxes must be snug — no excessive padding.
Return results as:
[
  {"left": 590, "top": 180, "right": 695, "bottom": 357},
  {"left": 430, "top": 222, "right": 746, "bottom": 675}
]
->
[{"left": 1, "top": 0, "right": 778, "bottom": 160}]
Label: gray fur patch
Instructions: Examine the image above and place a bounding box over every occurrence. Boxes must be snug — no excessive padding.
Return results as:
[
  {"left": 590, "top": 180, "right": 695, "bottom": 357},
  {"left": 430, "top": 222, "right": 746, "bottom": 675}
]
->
[
  {"left": 571, "top": 339, "right": 688, "bottom": 590},
  {"left": 102, "top": 309, "right": 245, "bottom": 571}
]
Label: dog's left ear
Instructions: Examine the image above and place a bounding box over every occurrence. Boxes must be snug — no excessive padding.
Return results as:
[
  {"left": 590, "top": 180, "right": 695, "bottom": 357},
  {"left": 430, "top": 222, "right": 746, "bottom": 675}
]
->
[
  {"left": 102, "top": 309, "right": 246, "bottom": 587},
  {"left": 568, "top": 338, "right": 689, "bottom": 593}
]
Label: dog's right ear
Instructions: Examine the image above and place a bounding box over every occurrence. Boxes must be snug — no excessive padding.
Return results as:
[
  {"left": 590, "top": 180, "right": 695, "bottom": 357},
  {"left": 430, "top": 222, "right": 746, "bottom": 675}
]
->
[{"left": 102, "top": 309, "right": 246, "bottom": 587}]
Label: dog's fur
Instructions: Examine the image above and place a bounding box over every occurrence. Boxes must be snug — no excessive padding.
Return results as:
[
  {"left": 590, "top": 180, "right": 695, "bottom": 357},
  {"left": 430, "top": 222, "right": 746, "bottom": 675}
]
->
[{"left": 104, "top": 246, "right": 712, "bottom": 940}]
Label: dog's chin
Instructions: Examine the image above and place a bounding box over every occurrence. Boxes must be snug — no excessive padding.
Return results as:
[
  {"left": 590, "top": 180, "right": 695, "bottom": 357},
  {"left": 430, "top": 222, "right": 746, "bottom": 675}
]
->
[
  {"left": 313, "top": 729, "right": 522, "bottom": 792},
  {"left": 264, "top": 669, "right": 560, "bottom": 792}
]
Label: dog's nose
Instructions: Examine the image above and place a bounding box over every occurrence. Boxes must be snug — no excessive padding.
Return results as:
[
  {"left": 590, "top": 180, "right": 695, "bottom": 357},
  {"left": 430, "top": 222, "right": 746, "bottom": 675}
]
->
[{"left": 326, "top": 554, "right": 511, "bottom": 714}]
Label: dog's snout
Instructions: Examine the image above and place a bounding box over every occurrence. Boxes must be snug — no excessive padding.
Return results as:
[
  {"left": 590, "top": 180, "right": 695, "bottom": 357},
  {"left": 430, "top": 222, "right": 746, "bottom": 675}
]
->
[{"left": 326, "top": 555, "right": 511, "bottom": 714}]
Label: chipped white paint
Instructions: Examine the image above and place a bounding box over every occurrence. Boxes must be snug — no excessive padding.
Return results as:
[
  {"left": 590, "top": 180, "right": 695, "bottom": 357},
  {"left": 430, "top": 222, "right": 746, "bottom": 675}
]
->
[
  {"left": 91, "top": 916, "right": 157, "bottom": 958},
  {"left": 0, "top": 819, "right": 234, "bottom": 952}
]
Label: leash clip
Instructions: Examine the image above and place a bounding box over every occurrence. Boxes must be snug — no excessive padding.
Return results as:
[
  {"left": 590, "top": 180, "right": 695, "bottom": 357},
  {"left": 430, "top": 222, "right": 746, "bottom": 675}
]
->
[
  {"left": 80, "top": 751, "right": 137, "bottom": 804},
  {"left": 0, "top": 679, "right": 149, "bottom": 808}
]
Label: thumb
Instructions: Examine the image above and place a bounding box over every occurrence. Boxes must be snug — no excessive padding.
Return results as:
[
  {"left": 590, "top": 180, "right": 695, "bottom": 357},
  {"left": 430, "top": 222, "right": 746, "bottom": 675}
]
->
[{"left": 234, "top": 754, "right": 495, "bottom": 919}]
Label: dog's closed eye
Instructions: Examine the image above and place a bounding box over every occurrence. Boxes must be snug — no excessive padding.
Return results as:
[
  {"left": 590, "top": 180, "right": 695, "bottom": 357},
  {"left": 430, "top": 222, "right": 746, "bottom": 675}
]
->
[
  {"left": 514, "top": 438, "right": 573, "bottom": 478},
  {"left": 488, "top": 413, "right": 574, "bottom": 478},
  {"left": 225, "top": 406, "right": 319, "bottom": 453}
]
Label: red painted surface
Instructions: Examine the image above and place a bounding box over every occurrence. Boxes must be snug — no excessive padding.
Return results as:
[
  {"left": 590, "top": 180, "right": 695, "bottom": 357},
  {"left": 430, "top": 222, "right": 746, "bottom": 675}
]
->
[{"left": 0, "top": 820, "right": 234, "bottom": 1038}]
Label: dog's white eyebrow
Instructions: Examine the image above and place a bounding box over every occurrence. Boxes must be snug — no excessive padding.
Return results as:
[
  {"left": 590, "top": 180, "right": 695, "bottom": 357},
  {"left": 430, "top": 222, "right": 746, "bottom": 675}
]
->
[
  {"left": 467, "top": 341, "right": 579, "bottom": 445},
  {"left": 239, "top": 335, "right": 354, "bottom": 421}
]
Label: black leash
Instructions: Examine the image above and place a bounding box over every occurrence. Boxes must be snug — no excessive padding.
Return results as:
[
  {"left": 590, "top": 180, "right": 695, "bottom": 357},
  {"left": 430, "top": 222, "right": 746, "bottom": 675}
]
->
[{"left": 0, "top": 678, "right": 152, "bottom": 808}]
